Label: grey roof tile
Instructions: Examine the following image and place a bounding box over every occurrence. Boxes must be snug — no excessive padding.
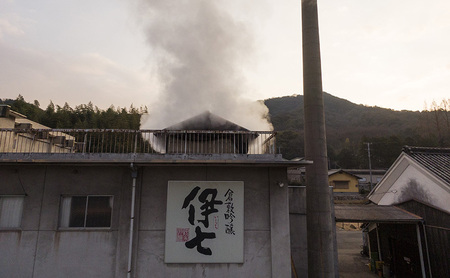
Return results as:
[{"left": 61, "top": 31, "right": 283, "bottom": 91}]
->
[{"left": 403, "top": 146, "right": 450, "bottom": 185}]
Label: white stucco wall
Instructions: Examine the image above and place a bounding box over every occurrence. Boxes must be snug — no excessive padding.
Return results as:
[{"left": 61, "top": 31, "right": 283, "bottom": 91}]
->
[{"left": 378, "top": 164, "right": 450, "bottom": 213}]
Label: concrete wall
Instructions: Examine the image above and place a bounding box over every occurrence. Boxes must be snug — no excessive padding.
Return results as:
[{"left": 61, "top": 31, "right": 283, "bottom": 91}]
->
[
  {"left": 0, "top": 165, "right": 129, "bottom": 278},
  {"left": 136, "top": 166, "right": 290, "bottom": 277},
  {"left": 289, "top": 186, "right": 338, "bottom": 278},
  {"left": 289, "top": 186, "right": 307, "bottom": 277},
  {"left": 0, "top": 164, "right": 293, "bottom": 278}
]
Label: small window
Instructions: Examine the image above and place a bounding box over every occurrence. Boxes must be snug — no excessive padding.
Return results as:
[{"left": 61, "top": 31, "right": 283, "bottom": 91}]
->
[
  {"left": 59, "top": 196, "right": 113, "bottom": 228},
  {"left": 0, "top": 196, "right": 24, "bottom": 228},
  {"left": 333, "top": 181, "right": 350, "bottom": 189}
]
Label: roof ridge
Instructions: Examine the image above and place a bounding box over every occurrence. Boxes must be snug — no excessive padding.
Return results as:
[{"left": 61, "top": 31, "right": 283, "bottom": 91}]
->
[{"left": 403, "top": 145, "right": 450, "bottom": 154}]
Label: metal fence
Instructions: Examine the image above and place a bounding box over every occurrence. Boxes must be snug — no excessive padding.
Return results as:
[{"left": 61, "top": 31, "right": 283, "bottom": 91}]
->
[{"left": 0, "top": 129, "right": 277, "bottom": 155}]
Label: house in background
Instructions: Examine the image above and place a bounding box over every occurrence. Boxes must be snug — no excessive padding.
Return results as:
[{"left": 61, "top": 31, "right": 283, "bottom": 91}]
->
[
  {"left": 0, "top": 105, "right": 74, "bottom": 153},
  {"left": 288, "top": 167, "right": 383, "bottom": 194},
  {"left": 345, "top": 169, "right": 387, "bottom": 192},
  {"left": 328, "top": 169, "right": 361, "bottom": 194},
  {"left": 367, "top": 146, "right": 450, "bottom": 278}
]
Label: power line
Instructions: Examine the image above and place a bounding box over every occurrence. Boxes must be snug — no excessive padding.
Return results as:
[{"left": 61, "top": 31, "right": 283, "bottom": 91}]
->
[{"left": 366, "top": 142, "right": 373, "bottom": 192}]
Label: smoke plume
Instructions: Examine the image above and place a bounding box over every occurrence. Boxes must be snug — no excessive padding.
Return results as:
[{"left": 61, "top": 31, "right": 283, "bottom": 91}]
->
[{"left": 137, "top": 0, "right": 272, "bottom": 130}]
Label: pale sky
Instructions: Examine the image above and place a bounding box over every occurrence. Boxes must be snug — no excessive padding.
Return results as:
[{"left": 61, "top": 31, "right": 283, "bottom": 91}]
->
[{"left": 1, "top": 0, "right": 449, "bottom": 112}]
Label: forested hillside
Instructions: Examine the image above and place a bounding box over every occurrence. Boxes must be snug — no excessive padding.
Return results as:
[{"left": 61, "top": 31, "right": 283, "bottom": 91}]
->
[
  {"left": 2, "top": 93, "right": 449, "bottom": 169},
  {"left": 265, "top": 93, "right": 450, "bottom": 168},
  {"left": 1, "top": 95, "right": 144, "bottom": 130}
]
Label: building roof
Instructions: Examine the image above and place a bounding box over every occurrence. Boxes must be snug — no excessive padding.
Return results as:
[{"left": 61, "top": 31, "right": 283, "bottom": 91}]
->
[
  {"left": 14, "top": 118, "right": 51, "bottom": 130},
  {"left": 368, "top": 146, "right": 450, "bottom": 213},
  {"left": 403, "top": 146, "right": 450, "bottom": 185},
  {"left": 334, "top": 204, "right": 423, "bottom": 223},
  {"left": 345, "top": 169, "right": 387, "bottom": 175},
  {"left": 0, "top": 105, "right": 50, "bottom": 129},
  {"left": 328, "top": 169, "right": 362, "bottom": 179},
  {"left": 0, "top": 152, "right": 312, "bottom": 167},
  {"left": 165, "top": 111, "right": 250, "bottom": 131},
  {"left": 0, "top": 105, "right": 27, "bottom": 119}
]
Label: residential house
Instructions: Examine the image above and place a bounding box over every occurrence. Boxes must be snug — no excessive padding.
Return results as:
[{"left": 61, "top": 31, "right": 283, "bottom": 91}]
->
[
  {"left": 288, "top": 168, "right": 382, "bottom": 194},
  {"left": 328, "top": 169, "right": 361, "bottom": 193},
  {"left": 366, "top": 146, "right": 450, "bottom": 278}
]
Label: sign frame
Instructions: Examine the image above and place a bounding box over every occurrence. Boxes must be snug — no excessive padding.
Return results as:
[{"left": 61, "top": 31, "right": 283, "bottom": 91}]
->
[{"left": 165, "top": 181, "right": 244, "bottom": 263}]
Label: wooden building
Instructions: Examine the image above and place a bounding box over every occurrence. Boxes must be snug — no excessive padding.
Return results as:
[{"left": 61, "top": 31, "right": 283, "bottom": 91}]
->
[{"left": 367, "top": 146, "right": 450, "bottom": 277}]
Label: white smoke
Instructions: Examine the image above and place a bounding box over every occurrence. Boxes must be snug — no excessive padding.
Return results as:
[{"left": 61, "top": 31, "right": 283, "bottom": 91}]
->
[{"left": 137, "top": 0, "right": 272, "bottom": 131}]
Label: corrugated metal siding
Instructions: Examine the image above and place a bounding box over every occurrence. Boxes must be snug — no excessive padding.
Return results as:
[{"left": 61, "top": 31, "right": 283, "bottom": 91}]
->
[
  {"left": 424, "top": 225, "right": 450, "bottom": 278},
  {"left": 397, "top": 200, "right": 450, "bottom": 278},
  {"left": 398, "top": 200, "right": 450, "bottom": 229}
]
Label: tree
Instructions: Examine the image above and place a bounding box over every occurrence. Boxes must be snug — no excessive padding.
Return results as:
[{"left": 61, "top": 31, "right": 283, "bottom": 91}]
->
[
  {"left": 276, "top": 130, "right": 304, "bottom": 159},
  {"left": 5, "top": 96, "right": 144, "bottom": 130},
  {"left": 419, "top": 98, "right": 450, "bottom": 147}
]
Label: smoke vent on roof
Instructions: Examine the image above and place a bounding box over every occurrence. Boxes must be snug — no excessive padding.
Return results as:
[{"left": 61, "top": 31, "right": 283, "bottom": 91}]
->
[
  {"left": 164, "top": 111, "right": 249, "bottom": 131},
  {"left": 151, "top": 111, "right": 265, "bottom": 155}
]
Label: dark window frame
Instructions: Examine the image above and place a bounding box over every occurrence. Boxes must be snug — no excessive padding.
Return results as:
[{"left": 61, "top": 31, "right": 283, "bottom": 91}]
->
[
  {"left": 333, "top": 180, "right": 350, "bottom": 189},
  {"left": 59, "top": 195, "right": 113, "bottom": 229}
]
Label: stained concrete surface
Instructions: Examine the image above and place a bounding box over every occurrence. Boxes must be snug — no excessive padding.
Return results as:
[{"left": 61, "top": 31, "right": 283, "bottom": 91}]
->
[{"left": 337, "top": 230, "right": 379, "bottom": 278}]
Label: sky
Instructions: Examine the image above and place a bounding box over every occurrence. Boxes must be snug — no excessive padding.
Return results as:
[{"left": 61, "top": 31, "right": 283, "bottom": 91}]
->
[{"left": 1, "top": 0, "right": 449, "bottom": 113}]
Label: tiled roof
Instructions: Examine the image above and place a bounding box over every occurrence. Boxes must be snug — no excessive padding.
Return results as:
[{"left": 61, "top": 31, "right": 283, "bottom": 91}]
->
[{"left": 403, "top": 146, "right": 450, "bottom": 186}]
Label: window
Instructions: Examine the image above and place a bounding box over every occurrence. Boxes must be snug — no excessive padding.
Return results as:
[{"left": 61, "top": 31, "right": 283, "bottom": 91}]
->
[
  {"left": 59, "top": 196, "right": 113, "bottom": 228},
  {"left": 333, "top": 180, "right": 350, "bottom": 189},
  {"left": 0, "top": 196, "right": 24, "bottom": 228}
]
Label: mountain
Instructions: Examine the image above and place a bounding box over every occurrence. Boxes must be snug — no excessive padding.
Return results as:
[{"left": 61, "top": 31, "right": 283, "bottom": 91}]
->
[
  {"left": 2, "top": 93, "right": 448, "bottom": 168},
  {"left": 264, "top": 93, "right": 445, "bottom": 168},
  {"left": 266, "top": 93, "right": 420, "bottom": 142}
]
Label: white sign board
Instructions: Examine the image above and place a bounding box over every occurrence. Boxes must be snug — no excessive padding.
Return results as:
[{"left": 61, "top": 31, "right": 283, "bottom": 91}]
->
[{"left": 165, "top": 181, "right": 244, "bottom": 263}]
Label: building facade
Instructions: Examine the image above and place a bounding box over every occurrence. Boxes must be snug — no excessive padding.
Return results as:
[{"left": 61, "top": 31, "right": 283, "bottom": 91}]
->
[
  {"left": 1, "top": 158, "right": 300, "bottom": 278},
  {"left": 0, "top": 113, "right": 308, "bottom": 277},
  {"left": 367, "top": 146, "right": 450, "bottom": 278}
]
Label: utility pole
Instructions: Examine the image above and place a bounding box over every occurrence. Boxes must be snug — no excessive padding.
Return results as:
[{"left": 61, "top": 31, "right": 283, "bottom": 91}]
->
[
  {"left": 366, "top": 142, "right": 373, "bottom": 191},
  {"left": 302, "top": 0, "right": 337, "bottom": 277}
]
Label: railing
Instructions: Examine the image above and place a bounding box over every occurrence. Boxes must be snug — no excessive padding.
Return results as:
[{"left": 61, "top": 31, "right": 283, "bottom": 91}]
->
[{"left": 0, "top": 129, "right": 277, "bottom": 155}]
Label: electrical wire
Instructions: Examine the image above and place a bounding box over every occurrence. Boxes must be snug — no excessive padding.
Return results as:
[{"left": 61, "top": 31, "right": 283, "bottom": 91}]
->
[{"left": 16, "top": 170, "right": 28, "bottom": 196}]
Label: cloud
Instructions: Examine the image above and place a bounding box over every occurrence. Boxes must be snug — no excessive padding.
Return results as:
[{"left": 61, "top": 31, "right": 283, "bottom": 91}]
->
[
  {"left": 0, "top": 18, "right": 24, "bottom": 39},
  {"left": 0, "top": 41, "right": 153, "bottom": 109},
  {"left": 319, "top": 0, "right": 450, "bottom": 111}
]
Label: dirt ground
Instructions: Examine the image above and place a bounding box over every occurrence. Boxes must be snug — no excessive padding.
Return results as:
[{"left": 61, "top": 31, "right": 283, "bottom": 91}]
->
[
  {"left": 337, "top": 230, "right": 379, "bottom": 278},
  {"left": 336, "top": 222, "right": 363, "bottom": 231}
]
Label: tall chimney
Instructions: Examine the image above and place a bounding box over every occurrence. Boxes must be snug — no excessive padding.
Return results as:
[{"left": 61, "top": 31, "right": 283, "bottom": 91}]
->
[{"left": 301, "top": 0, "right": 338, "bottom": 277}]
